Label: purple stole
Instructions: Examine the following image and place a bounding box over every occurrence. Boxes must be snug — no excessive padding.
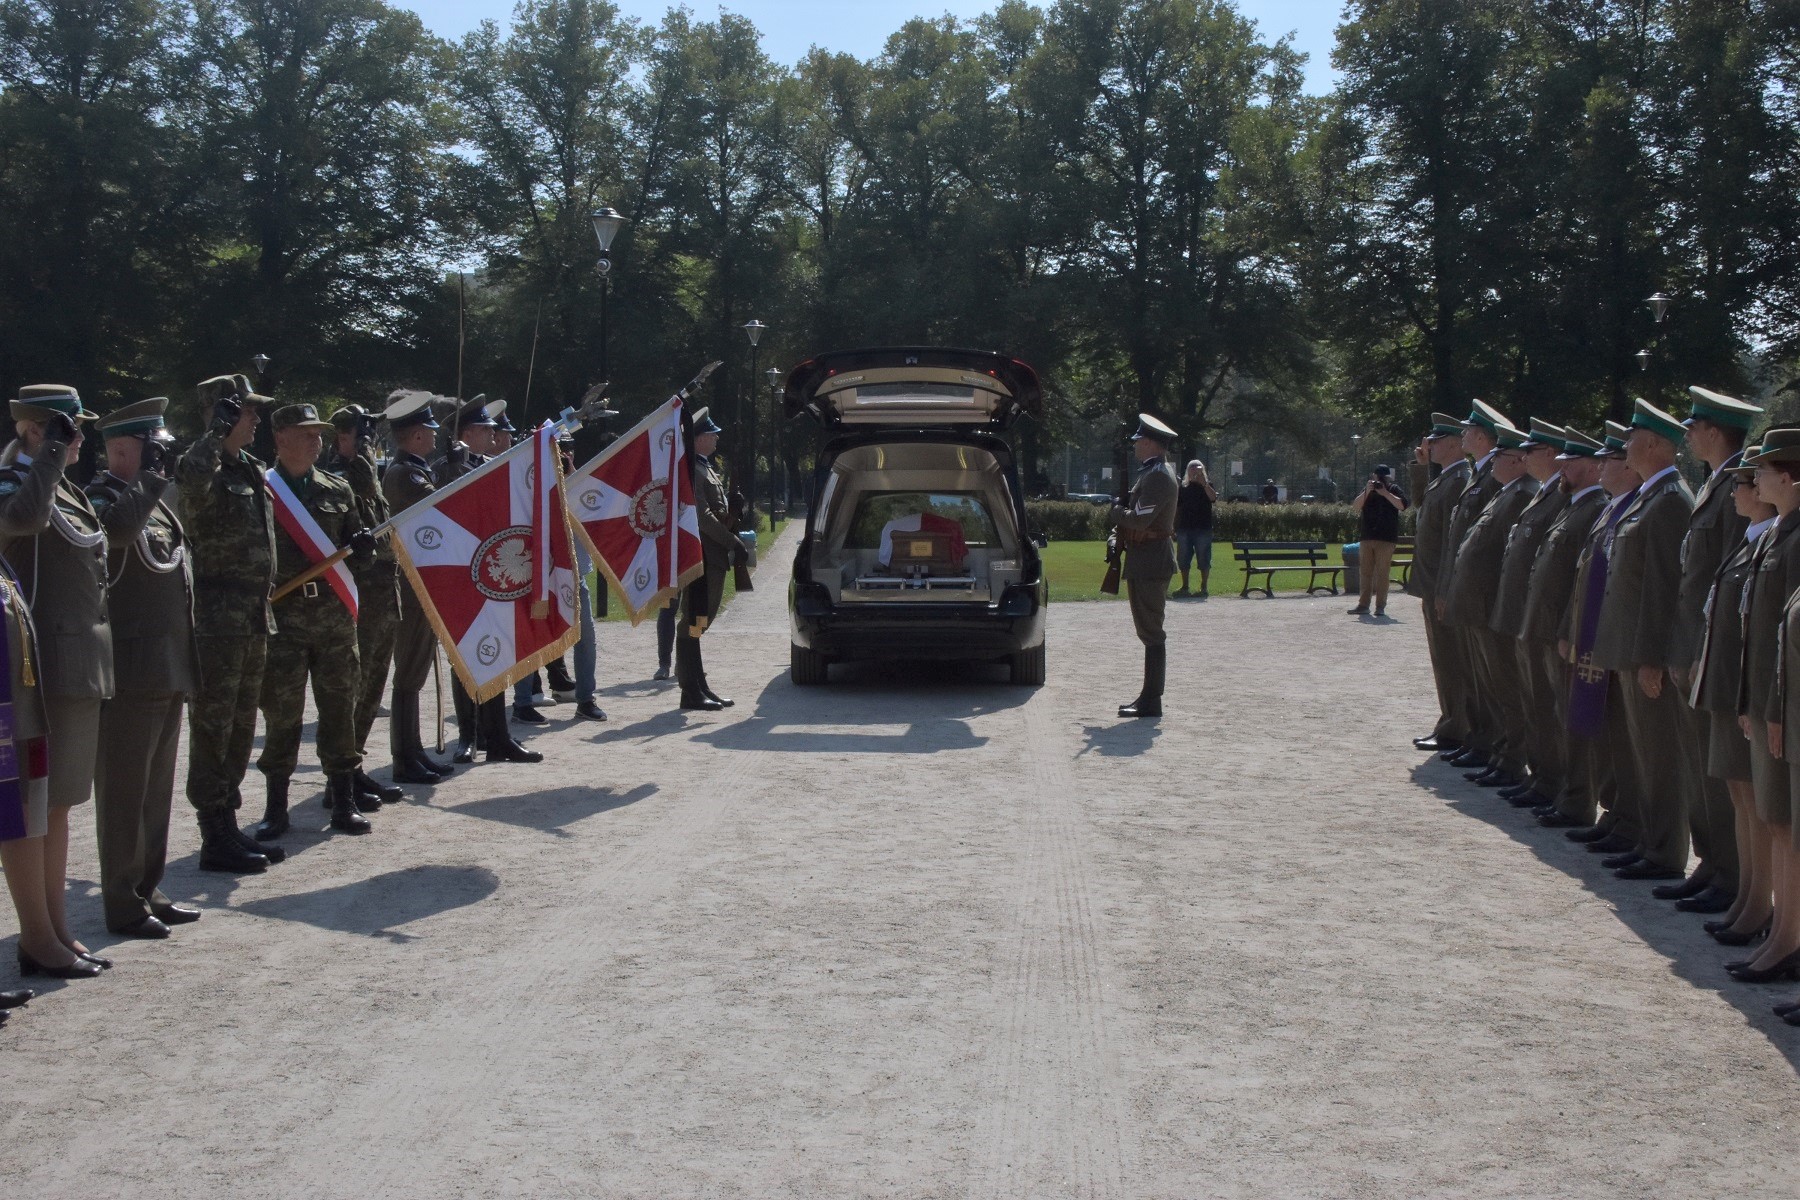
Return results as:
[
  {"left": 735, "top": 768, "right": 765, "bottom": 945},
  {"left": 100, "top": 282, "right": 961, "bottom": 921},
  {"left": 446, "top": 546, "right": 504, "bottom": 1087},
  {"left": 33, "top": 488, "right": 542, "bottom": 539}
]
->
[
  {"left": 1567, "top": 486, "right": 1641, "bottom": 737},
  {"left": 0, "top": 567, "right": 25, "bottom": 840}
]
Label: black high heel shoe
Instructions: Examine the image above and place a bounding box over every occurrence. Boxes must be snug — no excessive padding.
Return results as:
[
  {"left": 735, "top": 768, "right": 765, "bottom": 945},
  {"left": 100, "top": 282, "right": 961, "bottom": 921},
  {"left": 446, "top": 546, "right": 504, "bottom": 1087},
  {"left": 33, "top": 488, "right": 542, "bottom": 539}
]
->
[
  {"left": 17, "top": 950, "right": 103, "bottom": 979},
  {"left": 1710, "top": 920, "right": 1770, "bottom": 946},
  {"left": 1726, "top": 945, "right": 1800, "bottom": 983},
  {"left": 78, "top": 951, "right": 113, "bottom": 970}
]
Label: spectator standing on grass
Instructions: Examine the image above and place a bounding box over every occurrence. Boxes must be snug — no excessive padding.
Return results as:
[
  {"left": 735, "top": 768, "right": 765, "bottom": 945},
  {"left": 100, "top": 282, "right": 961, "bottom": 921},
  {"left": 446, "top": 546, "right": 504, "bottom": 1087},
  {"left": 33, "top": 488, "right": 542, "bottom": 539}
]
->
[
  {"left": 1173, "top": 460, "right": 1215, "bottom": 598},
  {"left": 1348, "top": 464, "right": 1408, "bottom": 616},
  {"left": 1261, "top": 478, "right": 1279, "bottom": 504}
]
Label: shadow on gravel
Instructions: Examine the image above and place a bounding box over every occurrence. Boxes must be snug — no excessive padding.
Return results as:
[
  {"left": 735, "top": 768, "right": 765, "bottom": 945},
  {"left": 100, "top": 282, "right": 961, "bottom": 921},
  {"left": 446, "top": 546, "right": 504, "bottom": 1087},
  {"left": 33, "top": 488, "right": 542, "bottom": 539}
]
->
[
  {"left": 441, "top": 783, "right": 657, "bottom": 838},
  {"left": 1077, "top": 720, "right": 1163, "bottom": 757},
  {"left": 1410, "top": 756, "right": 1800, "bottom": 1071},
  {"left": 234, "top": 864, "right": 501, "bottom": 943},
  {"left": 686, "top": 662, "right": 1031, "bottom": 755}
]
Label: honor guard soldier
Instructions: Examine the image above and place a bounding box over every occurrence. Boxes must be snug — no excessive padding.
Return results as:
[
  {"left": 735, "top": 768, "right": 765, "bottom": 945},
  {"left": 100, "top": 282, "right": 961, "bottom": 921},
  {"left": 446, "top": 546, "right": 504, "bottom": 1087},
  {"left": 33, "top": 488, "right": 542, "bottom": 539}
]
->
[
  {"left": 325, "top": 403, "right": 404, "bottom": 806},
  {"left": 1663, "top": 386, "right": 1763, "bottom": 912},
  {"left": 87, "top": 399, "right": 202, "bottom": 937},
  {"left": 1519, "top": 428, "right": 1609, "bottom": 827},
  {"left": 178, "top": 374, "right": 284, "bottom": 874},
  {"left": 1111, "top": 413, "right": 1180, "bottom": 719},
  {"left": 1488, "top": 419, "right": 1570, "bottom": 808},
  {"left": 0, "top": 384, "right": 115, "bottom": 976},
  {"left": 438, "top": 397, "right": 541, "bottom": 762},
  {"left": 1412, "top": 413, "right": 1474, "bottom": 754},
  {"left": 1444, "top": 419, "right": 1538, "bottom": 786},
  {"left": 1591, "top": 399, "right": 1698, "bottom": 881},
  {"left": 678, "top": 407, "right": 744, "bottom": 711},
  {"left": 381, "top": 391, "right": 454, "bottom": 783},
  {"left": 1437, "top": 399, "right": 1512, "bottom": 771},
  {"left": 252, "top": 403, "right": 377, "bottom": 840}
]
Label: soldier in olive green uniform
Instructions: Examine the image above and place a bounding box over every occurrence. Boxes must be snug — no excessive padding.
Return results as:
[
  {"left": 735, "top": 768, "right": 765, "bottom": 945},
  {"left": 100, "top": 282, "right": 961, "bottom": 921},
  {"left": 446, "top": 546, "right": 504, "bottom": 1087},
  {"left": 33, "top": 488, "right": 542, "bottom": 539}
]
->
[
  {"left": 324, "top": 403, "right": 404, "bottom": 805},
  {"left": 87, "top": 399, "right": 203, "bottom": 937},
  {"left": 1411, "top": 414, "right": 1472, "bottom": 753},
  {"left": 0, "top": 384, "right": 113, "bottom": 976},
  {"left": 1445, "top": 422, "right": 1538, "bottom": 785},
  {"left": 1591, "top": 399, "right": 1698, "bottom": 881},
  {"left": 1517, "top": 430, "right": 1608, "bottom": 826},
  {"left": 1487, "top": 420, "right": 1570, "bottom": 806},
  {"left": 178, "top": 373, "right": 281, "bottom": 874},
  {"left": 1661, "top": 386, "right": 1762, "bottom": 912},
  {"left": 1111, "top": 414, "right": 1180, "bottom": 719},
  {"left": 678, "top": 407, "right": 745, "bottom": 712},
  {"left": 382, "top": 392, "right": 454, "bottom": 783},
  {"left": 1440, "top": 399, "right": 1512, "bottom": 770},
  {"left": 253, "top": 404, "right": 375, "bottom": 838}
]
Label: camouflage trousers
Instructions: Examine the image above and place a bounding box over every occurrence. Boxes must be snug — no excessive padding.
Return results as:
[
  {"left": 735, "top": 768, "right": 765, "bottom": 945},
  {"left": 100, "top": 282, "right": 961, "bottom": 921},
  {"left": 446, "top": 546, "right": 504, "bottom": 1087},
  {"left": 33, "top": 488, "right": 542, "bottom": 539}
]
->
[
  {"left": 186, "top": 634, "right": 267, "bottom": 815},
  {"left": 352, "top": 561, "right": 400, "bottom": 752},
  {"left": 257, "top": 590, "right": 361, "bottom": 781}
]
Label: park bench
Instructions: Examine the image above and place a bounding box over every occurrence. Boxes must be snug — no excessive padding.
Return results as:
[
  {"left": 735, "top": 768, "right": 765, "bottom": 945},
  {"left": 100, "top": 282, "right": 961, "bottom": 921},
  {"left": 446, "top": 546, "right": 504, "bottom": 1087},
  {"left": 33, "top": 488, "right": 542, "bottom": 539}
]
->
[{"left": 1232, "top": 541, "right": 1344, "bottom": 598}]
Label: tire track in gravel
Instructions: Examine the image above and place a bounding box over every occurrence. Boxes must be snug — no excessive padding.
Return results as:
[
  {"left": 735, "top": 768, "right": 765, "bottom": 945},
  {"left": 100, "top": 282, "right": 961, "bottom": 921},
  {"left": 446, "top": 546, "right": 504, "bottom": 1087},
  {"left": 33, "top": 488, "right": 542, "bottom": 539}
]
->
[{"left": 974, "top": 695, "right": 1135, "bottom": 1199}]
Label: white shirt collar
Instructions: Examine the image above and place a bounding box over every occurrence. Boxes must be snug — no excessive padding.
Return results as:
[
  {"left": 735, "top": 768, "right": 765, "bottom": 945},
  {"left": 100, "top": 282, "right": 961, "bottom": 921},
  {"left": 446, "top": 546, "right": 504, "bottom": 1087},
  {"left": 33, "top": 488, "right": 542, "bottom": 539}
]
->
[
  {"left": 1474, "top": 449, "right": 1497, "bottom": 471},
  {"left": 1747, "top": 516, "right": 1778, "bottom": 542},
  {"left": 1640, "top": 464, "right": 1680, "bottom": 491},
  {"left": 1568, "top": 484, "right": 1603, "bottom": 504},
  {"left": 15, "top": 451, "right": 31, "bottom": 467}
]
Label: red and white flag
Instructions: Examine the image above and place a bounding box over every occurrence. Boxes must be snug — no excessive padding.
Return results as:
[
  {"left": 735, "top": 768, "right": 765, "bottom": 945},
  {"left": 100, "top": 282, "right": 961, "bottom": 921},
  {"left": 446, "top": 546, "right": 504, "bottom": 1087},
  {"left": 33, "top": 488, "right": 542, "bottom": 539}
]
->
[
  {"left": 563, "top": 397, "right": 703, "bottom": 625},
  {"left": 389, "top": 424, "right": 579, "bottom": 701},
  {"left": 266, "top": 469, "right": 360, "bottom": 619}
]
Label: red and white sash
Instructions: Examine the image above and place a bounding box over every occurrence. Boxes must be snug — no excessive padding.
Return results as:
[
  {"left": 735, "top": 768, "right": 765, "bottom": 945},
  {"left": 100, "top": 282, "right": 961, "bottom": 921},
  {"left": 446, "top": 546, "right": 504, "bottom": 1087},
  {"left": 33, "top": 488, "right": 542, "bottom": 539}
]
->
[{"left": 265, "top": 469, "right": 359, "bottom": 619}]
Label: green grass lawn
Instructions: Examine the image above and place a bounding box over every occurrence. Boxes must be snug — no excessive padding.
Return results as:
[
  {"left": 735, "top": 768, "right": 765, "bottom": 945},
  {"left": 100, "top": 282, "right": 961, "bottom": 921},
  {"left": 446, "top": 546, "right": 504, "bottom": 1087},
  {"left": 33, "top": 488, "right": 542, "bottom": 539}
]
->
[
  {"left": 1040, "top": 539, "right": 1352, "bottom": 602},
  {"left": 593, "top": 519, "right": 786, "bottom": 624}
]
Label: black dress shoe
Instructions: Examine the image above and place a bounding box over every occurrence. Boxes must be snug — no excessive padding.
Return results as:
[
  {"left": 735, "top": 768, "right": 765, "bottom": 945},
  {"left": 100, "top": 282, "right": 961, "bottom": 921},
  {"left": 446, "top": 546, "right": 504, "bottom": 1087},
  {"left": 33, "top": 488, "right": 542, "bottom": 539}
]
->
[
  {"left": 1774, "top": 999, "right": 1800, "bottom": 1017},
  {"left": 1439, "top": 745, "right": 1469, "bottom": 762},
  {"left": 1465, "top": 766, "right": 1500, "bottom": 783},
  {"left": 1448, "top": 750, "right": 1488, "bottom": 769},
  {"left": 1118, "top": 699, "right": 1162, "bottom": 718},
  {"left": 114, "top": 914, "right": 170, "bottom": 939},
  {"left": 152, "top": 902, "right": 201, "bottom": 925},
  {"left": 1726, "top": 946, "right": 1800, "bottom": 983},
  {"left": 1711, "top": 922, "right": 1770, "bottom": 946},
  {"left": 1566, "top": 824, "right": 1610, "bottom": 843},
  {"left": 1676, "top": 886, "right": 1735, "bottom": 914},
  {"left": 1538, "top": 811, "right": 1582, "bottom": 827},
  {"left": 1617, "top": 861, "right": 1684, "bottom": 880},
  {"left": 1498, "top": 782, "right": 1532, "bottom": 799},
  {"left": 1587, "top": 833, "right": 1637, "bottom": 854},
  {"left": 702, "top": 688, "right": 734, "bottom": 708},
  {"left": 1652, "top": 874, "right": 1712, "bottom": 901},
  {"left": 574, "top": 700, "right": 607, "bottom": 721},
  {"left": 681, "top": 693, "right": 725, "bottom": 712},
  {"left": 1602, "top": 852, "right": 1642, "bottom": 869},
  {"left": 391, "top": 763, "right": 439, "bottom": 785},
  {"left": 1704, "top": 917, "right": 1737, "bottom": 934},
  {"left": 512, "top": 705, "right": 547, "bottom": 725},
  {"left": 1507, "top": 790, "right": 1549, "bottom": 808},
  {"left": 1414, "top": 735, "right": 1458, "bottom": 753},
  {"left": 0, "top": 989, "right": 32, "bottom": 1008},
  {"left": 486, "top": 739, "right": 544, "bottom": 763},
  {"left": 17, "top": 951, "right": 103, "bottom": 979}
]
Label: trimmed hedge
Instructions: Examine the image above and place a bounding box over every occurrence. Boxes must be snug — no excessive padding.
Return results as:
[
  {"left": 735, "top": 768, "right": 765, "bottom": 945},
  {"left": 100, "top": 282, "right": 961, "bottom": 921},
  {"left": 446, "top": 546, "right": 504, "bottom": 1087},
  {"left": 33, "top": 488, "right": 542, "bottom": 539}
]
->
[{"left": 1025, "top": 500, "right": 1413, "bottom": 545}]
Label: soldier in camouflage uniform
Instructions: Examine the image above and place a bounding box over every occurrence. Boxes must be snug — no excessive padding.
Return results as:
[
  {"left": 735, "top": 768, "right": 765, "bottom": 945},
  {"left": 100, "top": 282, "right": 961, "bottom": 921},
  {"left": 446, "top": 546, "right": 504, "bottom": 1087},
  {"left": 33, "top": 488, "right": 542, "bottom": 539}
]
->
[
  {"left": 252, "top": 404, "right": 376, "bottom": 839},
  {"left": 177, "top": 374, "right": 281, "bottom": 874},
  {"left": 324, "top": 404, "right": 404, "bottom": 806}
]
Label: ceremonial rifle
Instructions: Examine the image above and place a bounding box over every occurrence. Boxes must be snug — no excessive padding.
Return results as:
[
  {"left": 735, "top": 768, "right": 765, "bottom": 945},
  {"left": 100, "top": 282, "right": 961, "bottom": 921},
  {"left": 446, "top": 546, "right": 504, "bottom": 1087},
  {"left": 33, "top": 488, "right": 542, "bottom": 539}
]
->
[{"left": 1100, "top": 419, "right": 1131, "bottom": 596}]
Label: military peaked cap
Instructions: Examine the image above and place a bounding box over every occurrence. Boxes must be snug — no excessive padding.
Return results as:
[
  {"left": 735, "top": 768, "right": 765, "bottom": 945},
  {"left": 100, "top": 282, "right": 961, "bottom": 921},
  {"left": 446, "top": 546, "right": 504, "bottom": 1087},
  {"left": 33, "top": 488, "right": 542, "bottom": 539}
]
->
[
  {"left": 691, "top": 406, "right": 722, "bottom": 436},
  {"left": 1522, "top": 418, "right": 1566, "bottom": 452},
  {"left": 1630, "top": 397, "right": 1687, "bottom": 445},
  {"left": 1461, "top": 399, "right": 1514, "bottom": 436},
  {"left": 1686, "top": 386, "right": 1763, "bottom": 432},
  {"left": 97, "top": 397, "right": 170, "bottom": 440},
  {"left": 1556, "top": 428, "right": 1603, "bottom": 459},
  {"left": 383, "top": 389, "right": 439, "bottom": 431},
  {"left": 1131, "top": 413, "right": 1178, "bottom": 445}
]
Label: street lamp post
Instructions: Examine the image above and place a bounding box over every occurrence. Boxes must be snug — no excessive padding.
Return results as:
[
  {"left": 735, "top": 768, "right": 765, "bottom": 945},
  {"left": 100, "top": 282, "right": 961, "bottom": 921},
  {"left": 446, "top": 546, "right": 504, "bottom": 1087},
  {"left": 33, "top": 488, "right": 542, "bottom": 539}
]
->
[
  {"left": 742, "top": 319, "right": 765, "bottom": 526},
  {"left": 766, "top": 365, "right": 782, "bottom": 530},
  {"left": 590, "top": 207, "right": 626, "bottom": 380},
  {"left": 1635, "top": 291, "right": 1672, "bottom": 401},
  {"left": 1351, "top": 432, "right": 1362, "bottom": 481}
]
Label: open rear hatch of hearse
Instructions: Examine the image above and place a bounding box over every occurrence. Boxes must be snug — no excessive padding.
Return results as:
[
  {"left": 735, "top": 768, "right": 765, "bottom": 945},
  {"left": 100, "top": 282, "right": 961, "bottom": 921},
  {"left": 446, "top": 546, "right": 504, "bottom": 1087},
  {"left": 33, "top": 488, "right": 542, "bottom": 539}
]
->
[{"left": 783, "top": 348, "right": 1043, "bottom": 431}]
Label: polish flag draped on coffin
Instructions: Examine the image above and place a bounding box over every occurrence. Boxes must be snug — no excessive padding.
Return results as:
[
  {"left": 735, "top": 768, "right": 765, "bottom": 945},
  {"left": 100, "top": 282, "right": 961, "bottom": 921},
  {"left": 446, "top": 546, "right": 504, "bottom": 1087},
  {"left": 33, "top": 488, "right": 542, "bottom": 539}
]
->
[
  {"left": 389, "top": 424, "right": 580, "bottom": 701},
  {"left": 563, "top": 396, "right": 703, "bottom": 625}
]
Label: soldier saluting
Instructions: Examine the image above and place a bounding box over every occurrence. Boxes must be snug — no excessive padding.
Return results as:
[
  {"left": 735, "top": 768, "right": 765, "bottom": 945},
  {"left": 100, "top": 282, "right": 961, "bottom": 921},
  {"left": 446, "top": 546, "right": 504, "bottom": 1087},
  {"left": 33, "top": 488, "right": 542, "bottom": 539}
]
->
[
  {"left": 1111, "top": 414, "right": 1180, "bottom": 719},
  {"left": 86, "top": 398, "right": 203, "bottom": 937},
  {"left": 177, "top": 374, "right": 283, "bottom": 874}
]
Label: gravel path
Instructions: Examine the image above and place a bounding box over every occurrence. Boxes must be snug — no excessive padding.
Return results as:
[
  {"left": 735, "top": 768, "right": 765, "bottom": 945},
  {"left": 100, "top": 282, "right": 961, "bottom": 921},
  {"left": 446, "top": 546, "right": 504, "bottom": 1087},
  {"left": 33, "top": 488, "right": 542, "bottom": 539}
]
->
[{"left": 3, "top": 522, "right": 1797, "bottom": 1198}]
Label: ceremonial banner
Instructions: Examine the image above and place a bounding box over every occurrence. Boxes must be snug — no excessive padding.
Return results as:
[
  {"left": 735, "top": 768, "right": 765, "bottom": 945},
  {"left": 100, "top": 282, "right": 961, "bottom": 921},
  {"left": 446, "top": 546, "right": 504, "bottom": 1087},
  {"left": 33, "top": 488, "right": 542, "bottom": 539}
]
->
[
  {"left": 563, "top": 397, "right": 702, "bottom": 625},
  {"left": 389, "top": 425, "right": 580, "bottom": 701},
  {"left": 266, "top": 469, "right": 360, "bottom": 619}
]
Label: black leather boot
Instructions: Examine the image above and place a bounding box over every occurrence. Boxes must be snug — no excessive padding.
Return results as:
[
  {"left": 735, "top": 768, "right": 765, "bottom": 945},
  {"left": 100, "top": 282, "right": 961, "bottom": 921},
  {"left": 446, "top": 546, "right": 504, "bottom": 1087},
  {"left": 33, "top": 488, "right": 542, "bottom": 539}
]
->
[
  {"left": 452, "top": 678, "right": 478, "bottom": 764},
  {"left": 699, "top": 672, "right": 734, "bottom": 708},
  {"left": 328, "top": 773, "right": 371, "bottom": 834},
  {"left": 233, "top": 784, "right": 285, "bottom": 862},
  {"left": 678, "top": 638, "right": 722, "bottom": 711},
  {"left": 482, "top": 697, "right": 543, "bottom": 763},
  {"left": 390, "top": 692, "right": 443, "bottom": 784},
  {"left": 354, "top": 768, "right": 403, "bottom": 804},
  {"left": 250, "top": 776, "right": 290, "bottom": 842},
  {"left": 198, "top": 810, "right": 270, "bottom": 873},
  {"left": 1119, "top": 644, "right": 1164, "bottom": 718}
]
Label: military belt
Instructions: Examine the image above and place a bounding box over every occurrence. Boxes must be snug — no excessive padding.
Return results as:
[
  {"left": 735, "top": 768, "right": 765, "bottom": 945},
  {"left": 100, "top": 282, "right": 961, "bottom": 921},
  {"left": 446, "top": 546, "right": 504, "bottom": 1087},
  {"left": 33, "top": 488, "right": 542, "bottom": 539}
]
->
[{"left": 197, "top": 578, "right": 275, "bottom": 598}]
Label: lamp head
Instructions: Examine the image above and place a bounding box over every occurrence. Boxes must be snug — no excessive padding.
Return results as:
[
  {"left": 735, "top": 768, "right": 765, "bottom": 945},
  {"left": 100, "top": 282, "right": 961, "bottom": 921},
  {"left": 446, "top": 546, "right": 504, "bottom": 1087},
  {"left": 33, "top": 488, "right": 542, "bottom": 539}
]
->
[{"left": 590, "top": 206, "right": 626, "bottom": 254}]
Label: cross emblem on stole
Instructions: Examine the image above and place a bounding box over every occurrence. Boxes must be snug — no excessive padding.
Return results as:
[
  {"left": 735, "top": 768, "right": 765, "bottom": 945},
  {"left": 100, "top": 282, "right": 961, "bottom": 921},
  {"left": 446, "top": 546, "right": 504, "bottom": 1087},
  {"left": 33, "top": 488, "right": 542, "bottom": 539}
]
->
[{"left": 1576, "top": 652, "right": 1605, "bottom": 686}]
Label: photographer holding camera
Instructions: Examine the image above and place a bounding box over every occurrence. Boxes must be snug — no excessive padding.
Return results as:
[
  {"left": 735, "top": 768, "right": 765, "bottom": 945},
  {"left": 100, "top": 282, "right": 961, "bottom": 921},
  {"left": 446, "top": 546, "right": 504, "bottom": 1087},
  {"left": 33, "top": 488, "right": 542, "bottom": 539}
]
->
[{"left": 1349, "top": 463, "right": 1409, "bottom": 617}]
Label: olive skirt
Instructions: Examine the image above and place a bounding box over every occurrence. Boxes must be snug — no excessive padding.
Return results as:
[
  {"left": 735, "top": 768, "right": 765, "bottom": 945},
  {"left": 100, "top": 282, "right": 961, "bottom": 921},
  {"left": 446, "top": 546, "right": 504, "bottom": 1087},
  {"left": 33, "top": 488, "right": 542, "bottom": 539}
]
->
[{"left": 1707, "top": 710, "right": 1753, "bottom": 783}]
